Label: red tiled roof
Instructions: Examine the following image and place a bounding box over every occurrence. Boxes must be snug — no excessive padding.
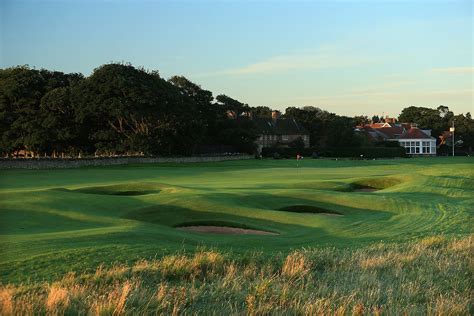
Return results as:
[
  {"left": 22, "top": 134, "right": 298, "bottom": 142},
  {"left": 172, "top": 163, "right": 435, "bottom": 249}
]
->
[
  {"left": 375, "top": 126, "right": 405, "bottom": 139},
  {"left": 355, "top": 126, "right": 384, "bottom": 141},
  {"left": 398, "top": 128, "right": 433, "bottom": 139},
  {"left": 369, "top": 123, "right": 391, "bottom": 128}
]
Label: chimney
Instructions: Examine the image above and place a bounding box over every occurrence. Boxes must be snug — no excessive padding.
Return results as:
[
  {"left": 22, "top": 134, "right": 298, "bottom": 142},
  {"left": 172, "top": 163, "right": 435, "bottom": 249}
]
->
[
  {"left": 272, "top": 110, "right": 281, "bottom": 121},
  {"left": 385, "top": 116, "right": 396, "bottom": 124},
  {"left": 226, "top": 110, "right": 237, "bottom": 119},
  {"left": 241, "top": 111, "right": 253, "bottom": 119}
]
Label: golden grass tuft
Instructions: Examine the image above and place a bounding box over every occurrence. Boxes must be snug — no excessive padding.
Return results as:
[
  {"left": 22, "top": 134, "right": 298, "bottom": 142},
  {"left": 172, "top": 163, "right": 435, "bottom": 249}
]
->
[
  {"left": 282, "top": 251, "right": 310, "bottom": 278},
  {"left": 418, "top": 235, "right": 445, "bottom": 248},
  {"left": 360, "top": 251, "right": 416, "bottom": 269},
  {"left": 0, "top": 286, "right": 14, "bottom": 316},
  {"left": 448, "top": 235, "right": 472, "bottom": 252},
  {"left": 113, "top": 281, "right": 132, "bottom": 315},
  {"left": 360, "top": 255, "right": 389, "bottom": 269},
  {"left": 45, "top": 285, "right": 70, "bottom": 314}
]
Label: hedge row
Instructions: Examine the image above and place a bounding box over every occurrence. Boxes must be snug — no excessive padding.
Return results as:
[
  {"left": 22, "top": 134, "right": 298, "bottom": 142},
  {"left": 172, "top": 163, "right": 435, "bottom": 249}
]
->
[{"left": 261, "top": 147, "right": 406, "bottom": 159}]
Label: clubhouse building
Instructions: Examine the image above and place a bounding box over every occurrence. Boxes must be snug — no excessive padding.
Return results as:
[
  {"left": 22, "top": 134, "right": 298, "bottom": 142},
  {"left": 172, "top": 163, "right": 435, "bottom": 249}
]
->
[{"left": 355, "top": 122, "right": 437, "bottom": 156}]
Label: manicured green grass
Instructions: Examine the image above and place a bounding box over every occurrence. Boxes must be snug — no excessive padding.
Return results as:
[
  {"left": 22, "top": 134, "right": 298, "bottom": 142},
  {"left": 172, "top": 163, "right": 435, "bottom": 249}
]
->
[{"left": 0, "top": 157, "right": 473, "bottom": 284}]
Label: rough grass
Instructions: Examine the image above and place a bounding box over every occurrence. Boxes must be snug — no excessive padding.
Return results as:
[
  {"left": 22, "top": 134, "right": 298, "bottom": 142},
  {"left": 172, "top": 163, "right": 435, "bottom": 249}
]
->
[{"left": 1, "top": 235, "right": 471, "bottom": 315}]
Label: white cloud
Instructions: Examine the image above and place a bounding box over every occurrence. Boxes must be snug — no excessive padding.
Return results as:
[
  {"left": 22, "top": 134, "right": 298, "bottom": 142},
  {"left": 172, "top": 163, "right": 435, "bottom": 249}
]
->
[{"left": 431, "top": 67, "right": 474, "bottom": 74}]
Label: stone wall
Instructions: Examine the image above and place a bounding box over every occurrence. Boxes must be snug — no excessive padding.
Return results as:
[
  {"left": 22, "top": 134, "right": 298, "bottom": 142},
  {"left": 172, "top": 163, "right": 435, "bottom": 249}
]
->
[{"left": 0, "top": 155, "right": 254, "bottom": 170}]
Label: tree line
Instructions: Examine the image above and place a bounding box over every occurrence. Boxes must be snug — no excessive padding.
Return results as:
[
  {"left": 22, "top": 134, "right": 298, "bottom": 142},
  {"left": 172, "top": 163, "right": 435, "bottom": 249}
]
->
[{"left": 1, "top": 63, "right": 472, "bottom": 157}]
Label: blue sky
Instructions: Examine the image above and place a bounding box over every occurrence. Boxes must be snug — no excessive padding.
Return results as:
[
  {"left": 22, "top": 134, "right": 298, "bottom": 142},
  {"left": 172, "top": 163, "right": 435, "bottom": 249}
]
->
[{"left": 1, "top": 0, "right": 472, "bottom": 116}]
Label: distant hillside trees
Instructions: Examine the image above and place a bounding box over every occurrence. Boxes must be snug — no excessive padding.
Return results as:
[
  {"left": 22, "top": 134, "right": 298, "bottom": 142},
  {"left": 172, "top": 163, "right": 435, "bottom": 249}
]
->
[
  {"left": 1, "top": 63, "right": 473, "bottom": 157},
  {"left": 0, "top": 64, "right": 260, "bottom": 157}
]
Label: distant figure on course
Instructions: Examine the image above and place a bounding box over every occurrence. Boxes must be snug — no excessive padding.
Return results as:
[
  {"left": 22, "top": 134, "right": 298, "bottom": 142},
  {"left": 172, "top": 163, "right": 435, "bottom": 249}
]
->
[{"left": 296, "top": 153, "right": 302, "bottom": 167}]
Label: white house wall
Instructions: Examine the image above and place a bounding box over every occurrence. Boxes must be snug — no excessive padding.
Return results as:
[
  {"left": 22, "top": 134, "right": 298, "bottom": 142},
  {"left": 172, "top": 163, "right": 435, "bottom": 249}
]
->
[{"left": 396, "top": 139, "right": 437, "bottom": 155}]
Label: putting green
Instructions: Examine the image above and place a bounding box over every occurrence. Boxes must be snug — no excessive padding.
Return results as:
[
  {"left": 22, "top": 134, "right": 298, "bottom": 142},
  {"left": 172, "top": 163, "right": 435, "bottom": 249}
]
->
[{"left": 0, "top": 157, "right": 472, "bottom": 283}]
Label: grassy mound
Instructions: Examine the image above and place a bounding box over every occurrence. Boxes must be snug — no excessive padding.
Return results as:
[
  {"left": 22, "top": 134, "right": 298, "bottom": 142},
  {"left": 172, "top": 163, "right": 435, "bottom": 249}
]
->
[{"left": 278, "top": 205, "right": 343, "bottom": 215}]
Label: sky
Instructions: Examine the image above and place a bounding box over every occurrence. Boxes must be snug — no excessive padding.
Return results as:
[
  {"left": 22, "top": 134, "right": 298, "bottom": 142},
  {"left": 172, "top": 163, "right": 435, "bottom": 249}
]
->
[{"left": 1, "top": 0, "right": 473, "bottom": 117}]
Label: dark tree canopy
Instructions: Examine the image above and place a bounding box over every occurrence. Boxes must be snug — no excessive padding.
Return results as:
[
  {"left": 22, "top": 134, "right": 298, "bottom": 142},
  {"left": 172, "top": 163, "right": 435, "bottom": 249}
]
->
[
  {"left": 398, "top": 105, "right": 454, "bottom": 138},
  {"left": 284, "top": 107, "right": 360, "bottom": 148},
  {"left": 1, "top": 63, "right": 472, "bottom": 157}
]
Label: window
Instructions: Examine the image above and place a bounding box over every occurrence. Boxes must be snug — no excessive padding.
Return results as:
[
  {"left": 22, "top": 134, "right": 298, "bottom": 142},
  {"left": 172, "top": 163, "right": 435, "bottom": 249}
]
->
[
  {"left": 423, "top": 143, "right": 430, "bottom": 154},
  {"left": 415, "top": 147, "right": 420, "bottom": 153},
  {"left": 406, "top": 147, "right": 410, "bottom": 154}
]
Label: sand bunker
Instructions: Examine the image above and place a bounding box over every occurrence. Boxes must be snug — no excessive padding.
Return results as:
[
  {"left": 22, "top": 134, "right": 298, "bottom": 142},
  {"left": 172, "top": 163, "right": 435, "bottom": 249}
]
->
[
  {"left": 279, "top": 205, "right": 343, "bottom": 216},
  {"left": 349, "top": 177, "right": 402, "bottom": 192},
  {"left": 177, "top": 226, "right": 279, "bottom": 235},
  {"left": 353, "top": 187, "right": 378, "bottom": 193},
  {"left": 68, "top": 183, "right": 162, "bottom": 196}
]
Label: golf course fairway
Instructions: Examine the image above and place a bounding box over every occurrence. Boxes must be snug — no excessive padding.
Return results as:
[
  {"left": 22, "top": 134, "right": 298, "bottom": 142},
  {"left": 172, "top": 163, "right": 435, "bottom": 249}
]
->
[{"left": 1, "top": 157, "right": 472, "bottom": 284}]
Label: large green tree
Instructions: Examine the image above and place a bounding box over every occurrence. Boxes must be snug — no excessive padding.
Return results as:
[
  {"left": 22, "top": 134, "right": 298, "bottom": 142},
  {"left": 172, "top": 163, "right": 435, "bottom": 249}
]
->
[
  {"left": 0, "top": 66, "right": 81, "bottom": 156},
  {"left": 450, "top": 113, "right": 474, "bottom": 153},
  {"left": 72, "top": 64, "right": 202, "bottom": 155},
  {"left": 398, "top": 105, "right": 454, "bottom": 139}
]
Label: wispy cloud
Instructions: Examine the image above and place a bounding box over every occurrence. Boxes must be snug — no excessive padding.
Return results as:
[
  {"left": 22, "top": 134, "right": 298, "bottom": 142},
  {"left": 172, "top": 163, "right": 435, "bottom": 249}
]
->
[
  {"left": 228, "top": 51, "right": 376, "bottom": 75},
  {"left": 431, "top": 67, "right": 474, "bottom": 74},
  {"left": 193, "top": 48, "right": 377, "bottom": 78}
]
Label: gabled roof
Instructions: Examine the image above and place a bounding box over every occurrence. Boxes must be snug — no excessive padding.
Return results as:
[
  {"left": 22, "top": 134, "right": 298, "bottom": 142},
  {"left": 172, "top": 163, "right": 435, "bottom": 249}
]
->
[
  {"left": 355, "top": 126, "right": 384, "bottom": 141},
  {"left": 253, "top": 118, "right": 308, "bottom": 135},
  {"left": 398, "top": 127, "right": 435, "bottom": 140},
  {"left": 376, "top": 126, "right": 405, "bottom": 139},
  {"left": 356, "top": 124, "right": 435, "bottom": 141}
]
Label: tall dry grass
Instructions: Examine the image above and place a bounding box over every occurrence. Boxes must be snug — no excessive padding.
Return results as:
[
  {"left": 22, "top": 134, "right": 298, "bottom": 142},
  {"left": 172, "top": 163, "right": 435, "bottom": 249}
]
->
[{"left": 0, "top": 236, "right": 472, "bottom": 315}]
